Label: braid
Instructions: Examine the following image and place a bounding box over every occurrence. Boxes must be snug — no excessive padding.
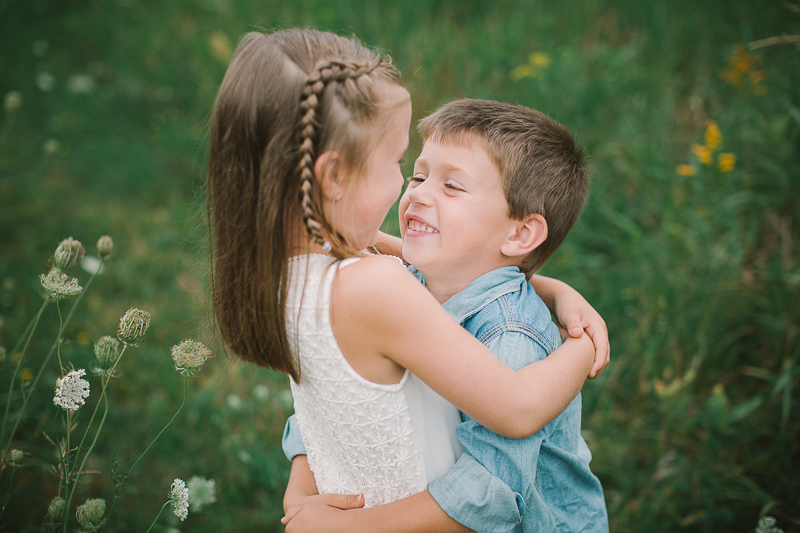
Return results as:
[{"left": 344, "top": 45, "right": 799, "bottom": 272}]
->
[{"left": 296, "top": 59, "right": 384, "bottom": 247}]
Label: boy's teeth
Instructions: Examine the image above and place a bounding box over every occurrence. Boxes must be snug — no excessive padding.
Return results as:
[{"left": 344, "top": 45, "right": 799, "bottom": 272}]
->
[{"left": 408, "top": 220, "right": 438, "bottom": 233}]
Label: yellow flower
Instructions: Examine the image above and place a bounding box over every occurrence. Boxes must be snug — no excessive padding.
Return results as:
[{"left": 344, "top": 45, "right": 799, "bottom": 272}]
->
[
  {"left": 704, "top": 120, "right": 722, "bottom": 151},
  {"left": 20, "top": 368, "right": 33, "bottom": 381},
  {"left": 691, "top": 143, "right": 712, "bottom": 165},
  {"left": 718, "top": 153, "right": 736, "bottom": 172},
  {"left": 209, "top": 32, "right": 233, "bottom": 64},
  {"left": 510, "top": 52, "right": 550, "bottom": 80},
  {"left": 677, "top": 164, "right": 696, "bottom": 176}
]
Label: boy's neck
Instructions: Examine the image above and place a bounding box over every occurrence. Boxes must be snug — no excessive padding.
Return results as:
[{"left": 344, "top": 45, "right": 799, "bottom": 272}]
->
[{"left": 421, "top": 261, "right": 515, "bottom": 304}]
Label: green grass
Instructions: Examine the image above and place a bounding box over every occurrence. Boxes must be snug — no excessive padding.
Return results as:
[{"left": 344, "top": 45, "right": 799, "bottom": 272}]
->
[{"left": 1, "top": 0, "right": 798, "bottom": 531}]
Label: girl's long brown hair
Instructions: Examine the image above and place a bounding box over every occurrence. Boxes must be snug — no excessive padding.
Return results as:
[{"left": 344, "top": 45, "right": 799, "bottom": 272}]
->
[{"left": 207, "top": 29, "right": 402, "bottom": 381}]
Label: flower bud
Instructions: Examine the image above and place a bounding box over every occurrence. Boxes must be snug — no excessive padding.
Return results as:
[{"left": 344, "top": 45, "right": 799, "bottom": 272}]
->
[
  {"left": 76, "top": 498, "right": 105, "bottom": 532},
  {"left": 97, "top": 235, "right": 114, "bottom": 260},
  {"left": 117, "top": 308, "right": 151, "bottom": 347},
  {"left": 171, "top": 339, "right": 212, "bottom": 377},
  {"left": 54, "top": 237, "right": 85, "bottom": 271},
  {"left": 92, "top": 336, "right": 121, "bottom": 377},
  {"left": 9, "top": 449, "right": 23, "bottom": 464},
  {"left": 48, "top": 496, "right": 65, "bottom": 518}
]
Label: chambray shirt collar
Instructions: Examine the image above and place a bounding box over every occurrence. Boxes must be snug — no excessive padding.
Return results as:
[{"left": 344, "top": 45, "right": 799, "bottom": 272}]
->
[{"left": 436, "top": 266, "right": 527, "bottom": 325}]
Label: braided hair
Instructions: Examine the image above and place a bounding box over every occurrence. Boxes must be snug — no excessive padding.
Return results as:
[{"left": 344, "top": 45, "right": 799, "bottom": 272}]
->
[{"left": 207, "top": 29, "right": 403, "bottom": 381}]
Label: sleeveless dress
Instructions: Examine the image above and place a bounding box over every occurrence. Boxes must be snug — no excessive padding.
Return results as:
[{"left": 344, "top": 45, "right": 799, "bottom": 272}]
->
[{"left": 286, "top": 254, "right": 462, "bottom": 507}]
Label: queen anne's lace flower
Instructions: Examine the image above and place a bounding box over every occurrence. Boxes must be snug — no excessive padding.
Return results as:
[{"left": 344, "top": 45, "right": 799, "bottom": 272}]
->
[
  {"left": 9, "top": 449, "right": 23, "bottom": 465},
  {"left": 54, "top": 237, "right": 85, "bottom": 271},
  {"left": 40, "top": 268, "right": 83, "bottom": 299},
  {"left": 53, "top": 368, "right": 90, "bottom": 411},
  {"left": 187, "top": 476, "right": 217, "bottom": 512},
  {"left": 169, "top": 478, "right": 189, "bottom": 521},
  {"left": 171, "top": 339, "right": 212, "bottom": 377},
  {"left": 117, "top": 308, "right": 151, "bottom": 347},
  {"left": 76, "top": 498, "right": 105, "bottom": 532}
]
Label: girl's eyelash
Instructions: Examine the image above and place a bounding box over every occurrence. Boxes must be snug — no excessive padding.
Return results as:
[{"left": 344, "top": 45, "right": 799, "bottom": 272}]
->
[
  {"left": 399, "top": 157, "right": 407, "bottom": 165},
  {"left": 445, "top": 183, "right": 463, "bottom": 191}
]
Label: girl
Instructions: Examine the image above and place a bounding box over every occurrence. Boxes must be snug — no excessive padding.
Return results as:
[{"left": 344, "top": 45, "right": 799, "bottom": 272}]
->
[{"left": 207, "top": 29, "right": 607, "bottom": 508}]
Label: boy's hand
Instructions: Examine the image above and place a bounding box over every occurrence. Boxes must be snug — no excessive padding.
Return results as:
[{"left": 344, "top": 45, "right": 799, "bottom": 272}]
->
[
  {"left": 282, "top": 495, "right": 364, "bottom": 531},
  {"left": 530, "top": 275, "right": 610, "bottom": 378}
]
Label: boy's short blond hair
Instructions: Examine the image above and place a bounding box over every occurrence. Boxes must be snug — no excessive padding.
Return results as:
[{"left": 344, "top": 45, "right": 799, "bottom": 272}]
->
[{"left": 418, "top": 99, "right": 590, "bottom": 274}]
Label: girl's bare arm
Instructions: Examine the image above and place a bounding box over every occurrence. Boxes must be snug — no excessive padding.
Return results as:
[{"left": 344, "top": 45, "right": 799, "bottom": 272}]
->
[{"left": 333, "top": 256, "right": 593, "bottom": 439}]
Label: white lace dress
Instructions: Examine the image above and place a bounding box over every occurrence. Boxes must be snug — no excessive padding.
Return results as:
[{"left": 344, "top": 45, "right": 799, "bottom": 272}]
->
[{"left": 286, "top": 254, "right": 461, "bottom": 507}]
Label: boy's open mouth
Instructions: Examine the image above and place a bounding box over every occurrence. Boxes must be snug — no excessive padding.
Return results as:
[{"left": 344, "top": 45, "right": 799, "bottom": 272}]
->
[{"left": 406, "top": 217, "right": 439, "bottom": 234}]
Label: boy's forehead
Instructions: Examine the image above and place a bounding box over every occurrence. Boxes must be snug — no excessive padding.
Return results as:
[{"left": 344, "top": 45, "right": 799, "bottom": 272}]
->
[{"left": 417, "top": 136, "right": 500, "bottom": 175}]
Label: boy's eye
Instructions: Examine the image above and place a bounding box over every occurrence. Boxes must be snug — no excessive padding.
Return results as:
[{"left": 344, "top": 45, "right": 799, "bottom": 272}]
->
[
  {"left": 445, "top": 182, "right": 464, "bottom": 191},
  {"left": 407, "top": 175, "right": 425, "bottom": 183}
]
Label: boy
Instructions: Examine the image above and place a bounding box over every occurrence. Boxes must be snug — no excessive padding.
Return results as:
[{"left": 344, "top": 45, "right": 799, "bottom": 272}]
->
[{"left": 282, "top": 99, "right": 609, "bottom": 532}]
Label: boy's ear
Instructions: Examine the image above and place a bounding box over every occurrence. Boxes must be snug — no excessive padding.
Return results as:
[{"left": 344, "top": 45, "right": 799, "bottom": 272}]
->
[
  {"left": 315, "top": 151, "right": 343, "bottom": 201},
  {"left": 501, "top": 214, "right": 547, "bottom": 258}
]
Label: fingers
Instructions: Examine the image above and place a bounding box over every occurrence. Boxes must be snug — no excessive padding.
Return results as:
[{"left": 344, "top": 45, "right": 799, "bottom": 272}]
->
[
  {"left": 584, "top": 320, "right": 610, "bottom": 378},
  {"left": 566, "top": 317, "right": 584, "bottom": 338},
  {"left": 281, "top": 505, "right": 301, "bottom": 525},
  {"left": 321, "top": 493, "right": 364, "bottom": 510}
]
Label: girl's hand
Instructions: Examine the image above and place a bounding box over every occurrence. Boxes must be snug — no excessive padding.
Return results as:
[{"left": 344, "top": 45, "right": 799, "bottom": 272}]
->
[
  {"left": 282, "top": 496, "right": 363, "bottom": 531},
  {"left": 529, "top": 275, "right": 610, "bottom": 378}
]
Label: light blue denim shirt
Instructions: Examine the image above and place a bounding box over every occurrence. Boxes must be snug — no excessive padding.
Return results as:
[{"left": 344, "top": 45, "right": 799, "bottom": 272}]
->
[
  {"left": 282, "top": 265, "right": 608, "bottom": 532},
  {"left": 424, "top": 266, "right": 608, "bottom": 533}
]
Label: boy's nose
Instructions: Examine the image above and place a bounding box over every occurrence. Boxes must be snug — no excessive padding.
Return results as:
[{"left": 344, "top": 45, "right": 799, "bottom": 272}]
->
[{"left": 407, "top": 180, "right": 432, "bottom": 206}]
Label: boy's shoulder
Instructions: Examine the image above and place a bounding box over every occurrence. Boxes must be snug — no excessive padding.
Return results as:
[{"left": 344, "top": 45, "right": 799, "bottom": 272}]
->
[{"left": 444, "top": 267, "right": 560, "bottom": 356}]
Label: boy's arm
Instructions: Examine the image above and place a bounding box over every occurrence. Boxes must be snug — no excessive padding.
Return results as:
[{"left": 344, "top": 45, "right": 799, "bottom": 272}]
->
[
  {"left": 375, "top": 231, "right": 404, "bottom": 258},
  {"left": 528, "top": 274, "right": 610, "bottom": 377}
]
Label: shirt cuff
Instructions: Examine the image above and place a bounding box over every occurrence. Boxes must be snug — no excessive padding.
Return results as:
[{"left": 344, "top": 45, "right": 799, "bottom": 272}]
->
[
  {"left": 281, "top": 414, "right": 307, "bottom": 461},
  {"left": 428, "top": 453, "right": 524, "bottom": 533}
]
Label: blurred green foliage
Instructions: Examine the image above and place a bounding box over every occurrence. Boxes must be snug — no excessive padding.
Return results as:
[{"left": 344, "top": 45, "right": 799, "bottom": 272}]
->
[{"left": 1, "top": 0, "right": 798, "bottom": 531}]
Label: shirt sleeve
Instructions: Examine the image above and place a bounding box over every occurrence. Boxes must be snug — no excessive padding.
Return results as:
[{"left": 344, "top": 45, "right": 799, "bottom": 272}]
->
[
  {"left": 428, "top": 331, "right": 551, "bottom": 533},
  {"left": 282, "top": 414, "right": 308, "bottom": 461}
]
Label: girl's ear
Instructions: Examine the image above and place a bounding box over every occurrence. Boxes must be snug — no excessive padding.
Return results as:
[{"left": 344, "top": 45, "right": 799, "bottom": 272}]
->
[
  {"left": 315, "top": 151, "right": 343, "bottom": 201},
  {"left": 500, "top": 214, "right": 548, "bottom": 258}
]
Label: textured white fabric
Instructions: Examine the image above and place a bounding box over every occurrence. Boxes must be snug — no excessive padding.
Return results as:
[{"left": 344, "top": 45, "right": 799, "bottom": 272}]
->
[{"left": 287, "top": 254, "right": 431, "bottom": 507}]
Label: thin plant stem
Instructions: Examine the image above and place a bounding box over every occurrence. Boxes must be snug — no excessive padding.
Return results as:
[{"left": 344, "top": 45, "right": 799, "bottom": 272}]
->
[
  {"left": 56, "top": 302, "right": 64, "bottom": 376},
  {"left": 0, "top": 297, "right": 49, "bottom": 452},
  {"left": 0, "top": 463, "right": 17, "bottom": 521},
  {"left": 144, "top": 501, "right": 171, "bottom": 533},
  {"left": 64, "top": 348, "right": 124, "bottom": 518},
  {"left": 101, "top": 375, "right": 189, "bottom": 530},
  {"left": 3, "top": 262, "right": 102, "bottom": 453}
]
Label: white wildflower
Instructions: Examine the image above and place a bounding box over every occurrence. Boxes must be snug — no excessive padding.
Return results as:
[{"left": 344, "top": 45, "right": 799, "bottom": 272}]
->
[
  {"left": 187, "top": 476, "right": 217, "bottom": 512},
  {"left": 9, "top": 449, "right": 23, "bottom": 465},
  {"left": 226, "top": 393, "right": 242, "bottom": 410},
  {"left": 171, "top": 339, "right": 212, "bottom": 377},
  {"left": 43, "top": 138, "right": 60, "bottom": 155},
  {"left": 4, "top": 91, "right": 22, "bottom": 114},
  {"left": 169, "top": 478, "right": 189, "bottom": 521},
  {"left": 40, "top": 268, "right": 83, "bottom": 299},
  {"left": 756, "top": 516, "right": 784, "bottom": 533},
  {"left": 53, "top": 368, "right": 90, "bottom": 411},
  {"left": 253, "top": 383, "right": 270, "bottom": 401},
  {"left": 67, "top": 74, "right": 96, "bottom": 94},
  {"left": 35, "top": 71, "right": 55, "bottom": 92}
]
